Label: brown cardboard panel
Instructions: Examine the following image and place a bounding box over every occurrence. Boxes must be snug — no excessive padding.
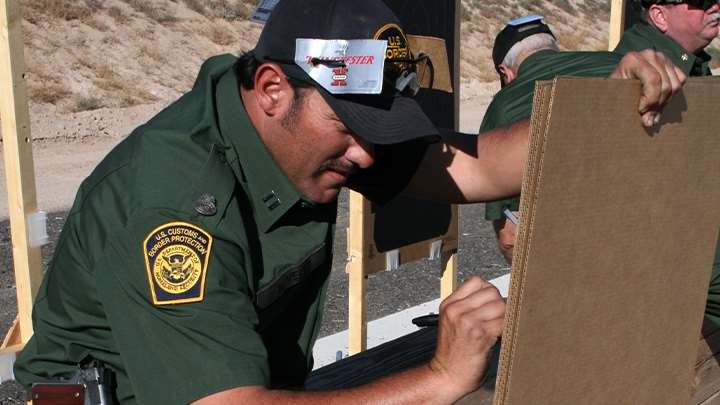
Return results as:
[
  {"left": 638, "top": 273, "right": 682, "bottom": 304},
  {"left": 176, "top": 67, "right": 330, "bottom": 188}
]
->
[
  {"left": 494, "top": 77, "right": 720, "bottom": 405},
  {"left": 407, "top": 34, "right": 453, "bottom": 93}
]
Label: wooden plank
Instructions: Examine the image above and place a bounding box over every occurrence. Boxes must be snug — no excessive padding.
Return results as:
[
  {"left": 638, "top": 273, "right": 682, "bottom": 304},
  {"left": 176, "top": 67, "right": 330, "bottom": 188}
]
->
[
  {"left": 0, "top": 342, "right": 23, "bottom": 357},
  {"left": 347, "top": 191, "right": 368, "bottom": 355},
  {"left": 608, "top": 0, "right": 627, "bottom": 51},
  {"left": 0, "top": 317, "right": 20, "bottom": 349},
  {"left": 363, "top": 235, "right": 459, "bottom": 274},
  {"left": 0, "top": 0, "right": 42, "bottom": 347},
  {"left": 347, "top": 260, "right": 367, "bottom": 355},
  {"left": 440, "top": 206, "right": 459, "bottom": 300},
  {"left": 440, "top": 250, "right": 456, "bottom": 300}
]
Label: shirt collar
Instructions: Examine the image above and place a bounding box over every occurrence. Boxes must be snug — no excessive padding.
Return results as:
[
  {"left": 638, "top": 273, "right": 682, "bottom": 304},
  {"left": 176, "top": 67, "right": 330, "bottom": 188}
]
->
[
  {"left": 633, "top": 23, "right": 706, "bottom": 76},
  {"left": 215, "top": 67, "right": 303, "bottom": 233}
]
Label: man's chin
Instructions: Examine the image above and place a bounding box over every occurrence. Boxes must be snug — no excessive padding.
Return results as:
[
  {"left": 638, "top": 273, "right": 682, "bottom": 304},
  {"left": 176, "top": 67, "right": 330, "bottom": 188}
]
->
[{"left": 305, "top": 188, "right": 342, "bottom": 205}]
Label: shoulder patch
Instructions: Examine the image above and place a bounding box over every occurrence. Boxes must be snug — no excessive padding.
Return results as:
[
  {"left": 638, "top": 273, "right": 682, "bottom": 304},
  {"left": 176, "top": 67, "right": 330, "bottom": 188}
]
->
[{"left": 143, "top": 222, "right": 213, "bottom": 305}]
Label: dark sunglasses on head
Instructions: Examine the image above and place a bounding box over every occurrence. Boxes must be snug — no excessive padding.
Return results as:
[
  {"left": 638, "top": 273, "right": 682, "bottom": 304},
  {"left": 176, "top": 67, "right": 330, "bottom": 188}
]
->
[{"left": 649, "top": 0, "right": 719, "bottom": 10}]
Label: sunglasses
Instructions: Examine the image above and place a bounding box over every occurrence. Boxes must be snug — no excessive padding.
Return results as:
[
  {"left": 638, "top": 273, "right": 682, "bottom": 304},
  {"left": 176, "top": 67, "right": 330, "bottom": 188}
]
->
[
  {"left": 383, "top": 53, "right": 435, "bottom": 97},
  {"left": 655, "top": 0, "right": 719, "bottom": 10}
]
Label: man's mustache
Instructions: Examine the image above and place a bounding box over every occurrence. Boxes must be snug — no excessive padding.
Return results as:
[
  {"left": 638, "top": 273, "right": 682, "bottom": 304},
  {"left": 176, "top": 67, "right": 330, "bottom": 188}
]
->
[{"left": 320, "top": 160, "right": 359, "bottom": 176}]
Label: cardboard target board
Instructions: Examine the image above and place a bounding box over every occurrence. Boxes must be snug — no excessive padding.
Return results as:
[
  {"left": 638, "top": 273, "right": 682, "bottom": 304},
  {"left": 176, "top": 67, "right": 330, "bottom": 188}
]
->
[{"left": 494, "top": 77, "right": 720, "bottom": 405}]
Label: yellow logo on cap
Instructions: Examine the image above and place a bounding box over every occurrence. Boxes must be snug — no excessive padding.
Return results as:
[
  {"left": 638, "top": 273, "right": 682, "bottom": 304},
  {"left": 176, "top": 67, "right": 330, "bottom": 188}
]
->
[{"left": 374, "top": 23, "right": 411, "bottom": 71}]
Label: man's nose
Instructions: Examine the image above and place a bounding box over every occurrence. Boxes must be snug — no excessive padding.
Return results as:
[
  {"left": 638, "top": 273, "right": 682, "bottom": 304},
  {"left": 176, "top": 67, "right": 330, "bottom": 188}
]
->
[{"left": 347, "top": 135, "right": 375, "bottom": 169}]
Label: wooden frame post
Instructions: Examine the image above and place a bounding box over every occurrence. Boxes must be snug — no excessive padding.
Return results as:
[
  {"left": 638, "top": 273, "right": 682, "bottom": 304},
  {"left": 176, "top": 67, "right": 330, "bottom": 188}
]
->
[
  {"left": 0, "top": 0, "right": 43, "bottom": 354},
  {"left": 608, "top": 0, "right": 628, "bottom": 50},
  {"left": 347, "top": 191, "right": 370, "bottom": 354}
]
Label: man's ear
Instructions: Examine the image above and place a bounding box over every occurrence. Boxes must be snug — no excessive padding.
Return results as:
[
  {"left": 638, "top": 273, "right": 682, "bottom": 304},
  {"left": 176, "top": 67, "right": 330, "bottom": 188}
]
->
[
  {"left": 647, "top": 4, "right": 670, "bottom": 33},
  {"left": 253, "top": 63, "right": 293, "bottom": 117},
  {"left": 498, "top": 64, "right": 516, "bottom": 86}
]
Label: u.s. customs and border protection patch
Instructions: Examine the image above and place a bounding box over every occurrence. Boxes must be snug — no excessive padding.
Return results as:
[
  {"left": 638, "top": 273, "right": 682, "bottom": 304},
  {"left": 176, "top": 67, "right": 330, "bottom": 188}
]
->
[{"left": 143, "top": 222, "right": 212, "bottom": 305}]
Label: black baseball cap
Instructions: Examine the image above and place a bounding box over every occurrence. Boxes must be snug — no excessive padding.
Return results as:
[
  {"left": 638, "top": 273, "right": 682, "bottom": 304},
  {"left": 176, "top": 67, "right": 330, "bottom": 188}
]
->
[
  {"left": 251, "top": 0, "right": 440, "bottom": 145},
  {"left": 492, "top": 15, "right": 555, "bottom": 74}
]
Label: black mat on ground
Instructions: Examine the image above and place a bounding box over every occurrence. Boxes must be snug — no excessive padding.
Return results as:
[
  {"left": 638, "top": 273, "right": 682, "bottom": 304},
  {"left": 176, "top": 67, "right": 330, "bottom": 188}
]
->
[{"left": 305, "top": 326, "right": 438, "bottom": 390}]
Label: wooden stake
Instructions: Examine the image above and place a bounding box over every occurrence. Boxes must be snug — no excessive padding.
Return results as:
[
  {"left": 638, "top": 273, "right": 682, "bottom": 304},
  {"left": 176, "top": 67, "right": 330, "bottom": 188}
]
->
[
  {"left": 608, "top": 0, "right": 627, "bottom": 51},
  {"left": 440, "top": 206, "right": 459, "bottom": 300},
  {"left": 0, "top": 0, "right": 42, "bottom": 348},
  {"left": 347, "top": 191, "right": 368, "bottom": 355}
]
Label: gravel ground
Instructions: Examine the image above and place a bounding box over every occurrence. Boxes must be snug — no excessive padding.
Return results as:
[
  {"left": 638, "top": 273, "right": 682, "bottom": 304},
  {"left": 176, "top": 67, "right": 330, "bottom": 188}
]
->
[{"left": 0, "top": 192, "right": 507, "bottom": 402}]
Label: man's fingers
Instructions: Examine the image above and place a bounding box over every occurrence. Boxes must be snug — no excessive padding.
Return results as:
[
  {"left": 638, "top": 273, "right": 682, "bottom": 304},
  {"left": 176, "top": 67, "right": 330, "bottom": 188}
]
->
[
  {"left": 612, "top": 50, "right": 687, "bottom": 128},
  {"left": 442, "top": 282, "right": 504, "bottom": 323},
  {"left": 668, "top": 65, "right": 686, "bottom": 96},
  {"left": 643, "top": 50, "right": 672, "bottom": 107},
  {"left": 441, "top": 276, "right": 495, "bottom": 306}
]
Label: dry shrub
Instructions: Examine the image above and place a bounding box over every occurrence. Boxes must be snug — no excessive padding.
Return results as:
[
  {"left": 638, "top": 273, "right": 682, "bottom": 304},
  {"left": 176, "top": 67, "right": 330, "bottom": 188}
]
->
[
  {"left": 209, "top": 26, "right": 235, "bottom": 46},
  {"left": 85, "top": 16, "right": 109, "bottom": 31},
  {"left": 182, "top": 0, "right": 206, "bottom": 14},
  {"left": 102, "top": 35, "right": 121, "bottom": 45},
  {"left": 139, "top": 44, "right": 168, "bottom": 64},
  {"left": 118, "top": 87, "right": 158, "bottom": 107},
  {"left": 553, "top": 0, "right": 577, "bottom": 15},
  {"left": 94, "top": 65, "right": 124, "bottom": 91},
  {"left": 578, "top": 0, "right": 611, "bottom": 20},
  {"left": 107, "top": 6, "right": 130, "bottom": 24},
  {"left": 72, "top": 95, "right": 103, "bottom": 112},
  {"left": 205, "top": 0, "right": 252, "bottom": 20},
  {"left": 21, "top": 0, "right": 105, "bottom": 23},
  {"left": 29, "top": 82, "right": 72, "bottom": 104},
  {"left": 124, "top": 0, "right": 178, "bottom": 24}
]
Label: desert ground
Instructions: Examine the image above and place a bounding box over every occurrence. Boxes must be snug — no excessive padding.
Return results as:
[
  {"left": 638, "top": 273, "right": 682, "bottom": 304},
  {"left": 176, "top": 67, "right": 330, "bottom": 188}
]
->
[{"left": 1, "top": 0, "right": 719, "bottom": 402}]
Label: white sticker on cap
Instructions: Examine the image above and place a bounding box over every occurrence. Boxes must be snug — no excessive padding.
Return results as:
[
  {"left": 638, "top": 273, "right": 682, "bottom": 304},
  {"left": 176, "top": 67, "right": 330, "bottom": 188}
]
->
[{"left": 294, "top": 39, "right": 387, "bottom": 95}]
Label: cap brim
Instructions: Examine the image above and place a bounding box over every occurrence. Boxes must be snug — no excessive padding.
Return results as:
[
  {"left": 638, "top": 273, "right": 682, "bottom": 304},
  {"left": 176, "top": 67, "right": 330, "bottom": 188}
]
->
[
  {"left": 281, "top": 61, "right": 440, "bottom": 145},
  {"left": 278, "top": 62, "right": 440, "bottom": 145},
  {"left": 320, "top": 90, "right": 440, "bottom": 145}
]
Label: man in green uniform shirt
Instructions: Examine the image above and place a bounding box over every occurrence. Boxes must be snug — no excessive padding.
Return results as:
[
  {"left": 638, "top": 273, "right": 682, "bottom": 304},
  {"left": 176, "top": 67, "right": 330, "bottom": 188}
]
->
[
  {"left": 615, "top": 0, "right": 720, "bottom": 327},
  {"left": 615, "top": 0, "right": 718, "bottom": 77},
  {"left": 14, "top": 0, "right": 684, "bottom": 403},
  {"left": 485, "top": 4, "right": 720, "bottom": 329},
  {"left": 483, "top": 17, "right": 630, "bottom": 263}
]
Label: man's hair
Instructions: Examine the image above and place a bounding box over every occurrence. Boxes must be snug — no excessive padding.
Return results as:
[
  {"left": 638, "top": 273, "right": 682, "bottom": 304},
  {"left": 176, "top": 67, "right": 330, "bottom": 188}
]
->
[
  {"left": 634, "top": 0, "right": 652, "bottom": 22},
  {"left": 236, "top": 51, "right": 313, "bottom": 129},
  {"left": 501, "top": 33, "right": 559, "bottom": 72},
  {"left": 237, "top": 51, "right": 261, "bottom": 90},
  {"left": 236, "top": 51, "right": 313, "bottom": 95}
]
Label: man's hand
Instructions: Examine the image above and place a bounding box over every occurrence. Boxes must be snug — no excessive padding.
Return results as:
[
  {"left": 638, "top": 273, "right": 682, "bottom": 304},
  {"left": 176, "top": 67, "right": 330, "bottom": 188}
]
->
[
  {"left": 430, "top": 277, "right": 506, "bottom": 398},
  {"left": 610, "top": 49, "right": 686, "bottom": 128},
  {"left": 493, "top": 216, "right": 518, "bottom": 265}
]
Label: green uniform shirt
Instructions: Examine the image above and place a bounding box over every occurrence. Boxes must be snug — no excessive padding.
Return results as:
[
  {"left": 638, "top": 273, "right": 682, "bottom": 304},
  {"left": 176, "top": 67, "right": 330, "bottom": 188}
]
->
[
  {"left": 480, "top": 50, "right": 622, "bottom": 220},
  {"left": 614, "top": 22, "right": 713, "bottom": 77},
  {"left": 615, "top": 22, "right": 719, "bottom": 327},
  {"left": 14, "top": 54, "right": 426, "bottom": 404}
]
